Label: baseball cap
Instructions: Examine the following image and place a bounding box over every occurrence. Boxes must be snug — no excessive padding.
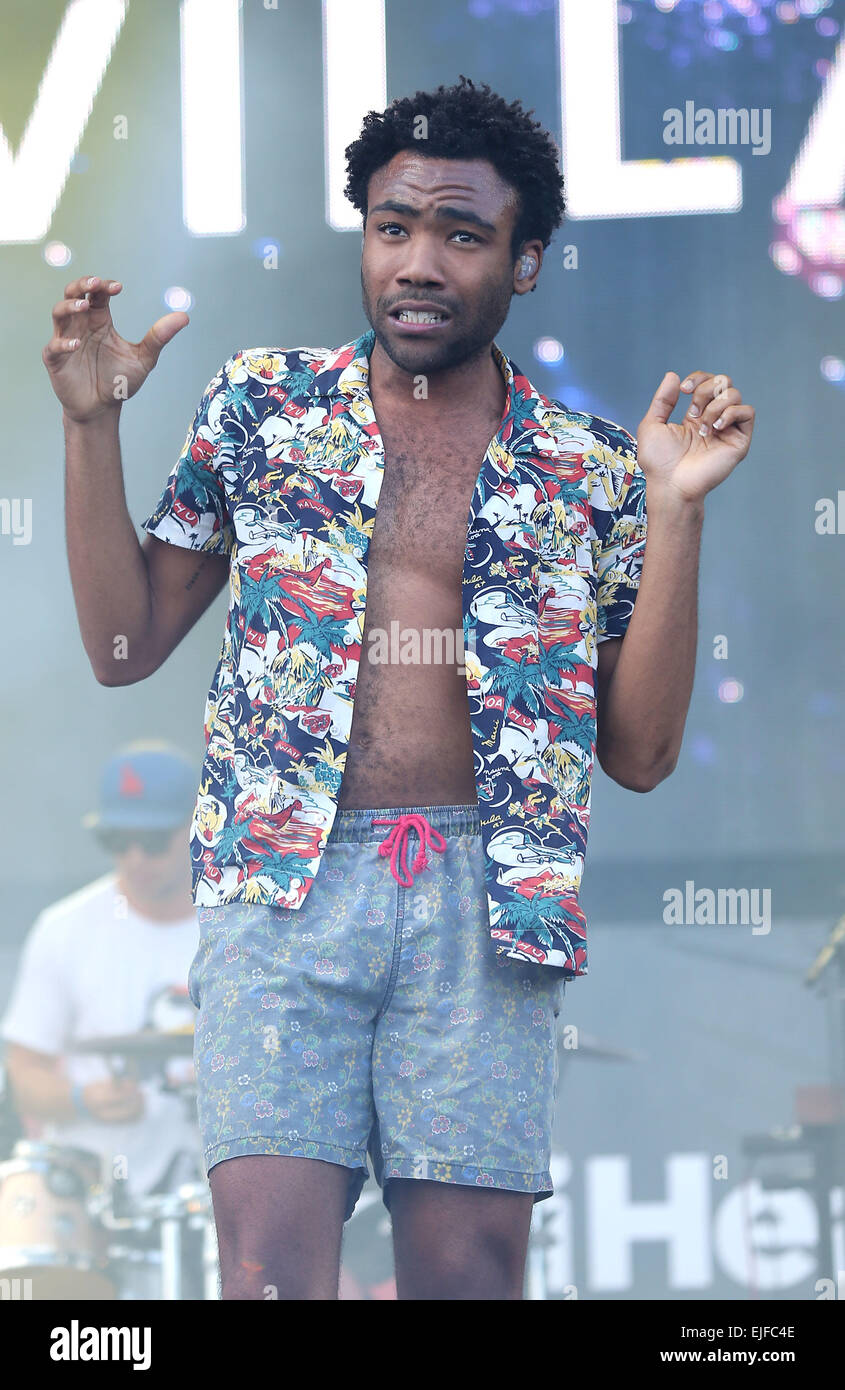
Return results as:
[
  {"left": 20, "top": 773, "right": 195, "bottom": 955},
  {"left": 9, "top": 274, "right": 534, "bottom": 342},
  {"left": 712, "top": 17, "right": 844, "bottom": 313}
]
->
[{"left": 81, "top": 741, "right": 198, "bottom": 832}]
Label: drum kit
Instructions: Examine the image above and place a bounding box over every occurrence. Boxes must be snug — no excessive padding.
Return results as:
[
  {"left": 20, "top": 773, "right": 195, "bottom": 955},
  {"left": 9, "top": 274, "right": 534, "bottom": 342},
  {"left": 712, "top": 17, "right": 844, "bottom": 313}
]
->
[{"left": 0, "top": 1025, "right": 219, "bottom": 1301}]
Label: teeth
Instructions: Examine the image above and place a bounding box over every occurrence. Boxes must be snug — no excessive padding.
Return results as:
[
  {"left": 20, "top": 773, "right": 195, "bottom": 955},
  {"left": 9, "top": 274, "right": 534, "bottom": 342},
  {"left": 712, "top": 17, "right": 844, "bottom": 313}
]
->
[{"left": 397, "top": 309, "right": 445, "bottom": 323}]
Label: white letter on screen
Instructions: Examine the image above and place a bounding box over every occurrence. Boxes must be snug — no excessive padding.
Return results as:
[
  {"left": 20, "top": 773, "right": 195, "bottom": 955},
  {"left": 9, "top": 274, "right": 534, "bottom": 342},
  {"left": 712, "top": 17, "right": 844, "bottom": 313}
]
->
[
  {"left": 323, "top": 0, "right": 387, "bottom": 231},
  {"left": 181, "top": 0, "right": 245, "bottom": 236},
  {"left": 782, "top": 35, "right": 844, "bottom": 207},
  {"left": 557, "top": 0, "right": 741, "bottom": 219},
  {"left": 0, "top": 0, "right": 127, "bottom": 243}
]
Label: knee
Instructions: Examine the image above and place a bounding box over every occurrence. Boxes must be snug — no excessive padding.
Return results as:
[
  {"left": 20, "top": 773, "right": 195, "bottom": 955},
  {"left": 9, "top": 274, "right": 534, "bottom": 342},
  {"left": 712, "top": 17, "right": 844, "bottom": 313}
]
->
[
  {"left": 220, "top": 1258, "right": 338, "bottom": 1301},
  {"left": 220, "top": 1263, "right": 283, "bottom": 1301},
  {"left": 398, "top": 1233, "right": 525, "bottom": 1300},
  {"left": 218, "top": 1243, "right": 339, "bottom": 1301}
]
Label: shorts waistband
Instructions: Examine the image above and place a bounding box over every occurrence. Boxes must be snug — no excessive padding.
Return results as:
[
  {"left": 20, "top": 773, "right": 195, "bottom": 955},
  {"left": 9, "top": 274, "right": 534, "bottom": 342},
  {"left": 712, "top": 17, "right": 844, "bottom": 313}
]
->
[{"left": 328, "top": 803, "right": 480, "bottom": 843}]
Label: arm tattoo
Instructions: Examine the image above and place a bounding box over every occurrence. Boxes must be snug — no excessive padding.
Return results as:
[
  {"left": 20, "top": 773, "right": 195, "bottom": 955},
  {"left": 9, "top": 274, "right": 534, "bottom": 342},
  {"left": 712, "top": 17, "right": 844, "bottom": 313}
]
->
[{"left": 184, "top": 558, "right": 208, "bottom": 592}]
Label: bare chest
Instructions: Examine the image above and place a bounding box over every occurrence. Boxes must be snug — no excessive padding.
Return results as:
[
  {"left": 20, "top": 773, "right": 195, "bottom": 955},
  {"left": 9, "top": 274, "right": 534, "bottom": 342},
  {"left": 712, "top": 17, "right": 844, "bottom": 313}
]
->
[{"left": 371, "top": 415, "right": 500, "bottom": 568}]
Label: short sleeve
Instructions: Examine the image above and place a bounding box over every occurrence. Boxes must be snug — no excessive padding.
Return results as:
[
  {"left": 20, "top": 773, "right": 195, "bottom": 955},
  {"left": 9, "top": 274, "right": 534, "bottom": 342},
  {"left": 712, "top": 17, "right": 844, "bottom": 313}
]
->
[
  {"left": 591, "top": 423, "right": 647, "bottom": 643},
  {"left": 0, "top": 912, "right": 75, "bottom": 1055},
  {"left": 140, "top": 353, "right": 242, "bottom": 556}
]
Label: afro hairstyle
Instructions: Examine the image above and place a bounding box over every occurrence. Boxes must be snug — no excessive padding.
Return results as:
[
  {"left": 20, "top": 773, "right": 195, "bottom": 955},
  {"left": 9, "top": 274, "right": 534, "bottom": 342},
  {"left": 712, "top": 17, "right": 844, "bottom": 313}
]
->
[{"left": 344, "top": 74, "right": 566, "bottom": 262}]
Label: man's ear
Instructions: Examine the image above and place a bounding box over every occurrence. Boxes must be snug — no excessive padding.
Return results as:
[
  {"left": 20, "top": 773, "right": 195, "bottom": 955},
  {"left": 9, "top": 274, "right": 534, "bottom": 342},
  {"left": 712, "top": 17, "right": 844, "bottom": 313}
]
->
[{"left": 512, "top": 241, "right": 543, "bottom": 296}]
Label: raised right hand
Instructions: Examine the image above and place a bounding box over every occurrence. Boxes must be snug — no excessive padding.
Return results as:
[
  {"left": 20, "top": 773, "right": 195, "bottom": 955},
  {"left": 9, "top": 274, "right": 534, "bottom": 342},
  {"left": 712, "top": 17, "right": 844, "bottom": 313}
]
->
[{"left": 43, "top": 275, "right": 190, "bottom": 424}]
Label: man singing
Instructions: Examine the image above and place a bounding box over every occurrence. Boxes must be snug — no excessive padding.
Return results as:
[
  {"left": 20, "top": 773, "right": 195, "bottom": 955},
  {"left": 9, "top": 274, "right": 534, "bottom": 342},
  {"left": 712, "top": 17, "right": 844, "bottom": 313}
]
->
[{"left": 44, "top": 77, "right": 754, "bottom": 1300}]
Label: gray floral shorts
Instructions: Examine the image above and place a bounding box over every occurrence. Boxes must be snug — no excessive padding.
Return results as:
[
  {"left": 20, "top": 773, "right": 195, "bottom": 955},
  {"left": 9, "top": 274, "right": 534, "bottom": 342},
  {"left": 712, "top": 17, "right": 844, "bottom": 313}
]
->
[{"left": 188, "top": 804, "right": 567, "bottom": 1221}]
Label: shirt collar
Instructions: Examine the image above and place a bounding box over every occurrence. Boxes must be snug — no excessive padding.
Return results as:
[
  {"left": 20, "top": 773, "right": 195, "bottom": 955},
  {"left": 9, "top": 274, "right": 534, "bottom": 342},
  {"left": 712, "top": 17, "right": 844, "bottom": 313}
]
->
[
  {"left": 305, "top": 329, "right": 552, "bottom": 488},
  {"left": 314, "top": 328, "right": 528, "bottom": 428}
]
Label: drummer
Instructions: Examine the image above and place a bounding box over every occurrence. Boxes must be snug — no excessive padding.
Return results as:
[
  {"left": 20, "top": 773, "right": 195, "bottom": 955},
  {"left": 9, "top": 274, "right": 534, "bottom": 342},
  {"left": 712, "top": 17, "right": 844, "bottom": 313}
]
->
[{"left": 0, "top": 743, "right": 203, "bottom": 1197}]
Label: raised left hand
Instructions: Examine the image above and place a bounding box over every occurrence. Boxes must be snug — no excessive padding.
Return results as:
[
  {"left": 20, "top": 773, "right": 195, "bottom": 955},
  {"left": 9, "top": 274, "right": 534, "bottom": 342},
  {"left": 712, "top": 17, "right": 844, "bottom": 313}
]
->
[{"left": 637, "top": 370, "right": 755, "bottom": 504}]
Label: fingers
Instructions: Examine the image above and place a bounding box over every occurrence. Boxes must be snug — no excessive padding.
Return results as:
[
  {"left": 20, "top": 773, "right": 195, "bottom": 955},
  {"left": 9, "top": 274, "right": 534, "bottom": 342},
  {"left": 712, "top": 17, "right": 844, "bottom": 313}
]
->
[
  {"left": 53, "top": 276, "right": 122, "bottom": 322},
  {"left": 61, "top": 274, "right": 122, "bottom": 303},
  {"left": 136, "top": 311, "right": 190, "bottom": 370},
  {"left": 98, "top": 1102, "right": 144, "bottom": 1122},
  {"left": 696, "top": 386, "right": 741, "bottom": 434},
  {"left": 679, "top": 370, "right": 733, "bottom": 422},
  {"left": 46, "top": 298, "right": 94, "bottom": 359},
  {"left": 46, "top": 276, "right": 122, "bottom": 362},
  {"left": 646, "top": 368, "right": 754, "bottom": 448},
  {"left": 643, "top": 370, "right": 682, "bottom": 425},
  {"left": 707, "top": 401, "right": 755, "bottom": 438},
  {"left": 54, "top": 276, "right": 122, "bottom": 331},
  {"left": 43, "top": 331, "right": 84, "bottom": 363},
  {"left": 91, "top": 1078, "right": 144, "bottom": 1121}
]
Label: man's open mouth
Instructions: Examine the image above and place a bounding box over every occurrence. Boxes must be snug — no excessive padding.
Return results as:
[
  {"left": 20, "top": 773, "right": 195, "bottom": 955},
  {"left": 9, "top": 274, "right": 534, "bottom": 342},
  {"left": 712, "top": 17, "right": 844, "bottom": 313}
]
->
[{"left": 390, "top": 307, "right": 451, "bottom": 326}]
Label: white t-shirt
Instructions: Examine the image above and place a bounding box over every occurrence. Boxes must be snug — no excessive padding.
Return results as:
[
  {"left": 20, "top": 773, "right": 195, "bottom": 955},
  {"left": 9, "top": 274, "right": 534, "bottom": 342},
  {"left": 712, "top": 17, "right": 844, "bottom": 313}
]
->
[{"left": 0, "top": 872, "right": 202, "bottom": 1195}]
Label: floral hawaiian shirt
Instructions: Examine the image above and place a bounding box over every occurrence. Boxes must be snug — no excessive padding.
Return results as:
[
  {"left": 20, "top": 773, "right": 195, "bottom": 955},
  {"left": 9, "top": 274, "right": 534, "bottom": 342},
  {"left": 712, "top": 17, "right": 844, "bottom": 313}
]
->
[{"left": 141, "top": 329, "right": 647, "bottom": 977}]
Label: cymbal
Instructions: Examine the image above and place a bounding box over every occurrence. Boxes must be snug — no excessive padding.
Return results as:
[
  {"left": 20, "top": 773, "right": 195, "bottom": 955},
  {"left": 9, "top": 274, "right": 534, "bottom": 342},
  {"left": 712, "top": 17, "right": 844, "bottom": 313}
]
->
[{"left": 71, "top": 1028, "right": 194, "bottom": 1059}]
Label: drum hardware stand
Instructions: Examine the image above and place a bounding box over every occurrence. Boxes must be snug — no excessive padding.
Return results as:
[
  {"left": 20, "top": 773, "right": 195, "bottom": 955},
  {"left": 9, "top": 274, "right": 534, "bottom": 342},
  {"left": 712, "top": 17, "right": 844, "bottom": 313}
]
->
[
  {"left": 739, "top": 915, "right": 845, "bottom": 1287},
  {"left": 100, "top": 1183, "right": 216, "bottom": 1300}
]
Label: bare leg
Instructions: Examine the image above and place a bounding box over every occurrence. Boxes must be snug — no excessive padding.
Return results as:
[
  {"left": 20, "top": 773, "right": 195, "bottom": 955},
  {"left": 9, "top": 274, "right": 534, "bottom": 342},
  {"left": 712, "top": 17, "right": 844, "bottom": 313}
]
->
[
  {"left": 209, "top": 1154, "right": 352, "bottom": 1300},
  {"left": 389, "top": 1178, "right": 535, "bottom": 1300}
]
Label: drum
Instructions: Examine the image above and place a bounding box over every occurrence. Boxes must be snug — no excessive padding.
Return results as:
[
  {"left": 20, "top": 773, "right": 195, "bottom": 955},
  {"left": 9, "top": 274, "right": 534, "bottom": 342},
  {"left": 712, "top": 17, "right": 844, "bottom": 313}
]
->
[{"left": 0, "top": 1140, "right": 115, "bottom": 1299}]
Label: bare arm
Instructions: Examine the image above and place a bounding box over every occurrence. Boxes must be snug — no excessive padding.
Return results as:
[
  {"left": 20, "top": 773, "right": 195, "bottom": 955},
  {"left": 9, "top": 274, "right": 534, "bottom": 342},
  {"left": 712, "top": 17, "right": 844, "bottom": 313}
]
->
[
  {"left": 596, "top": 367, "right": 755, "bottom": 793},
  {"left": 595, "top": 489, "right": 703, "bottom": 793},
  {"left": 5, "top": 1043, "right": 144, "bottom": 1124},
  {"left": 46, "top": 274, "right": 229, "bottom": 684},
  {"left": 64, "top": 413, "right": 229, "bottom": 683},
  {"left": 136, "top": 535, "right": 230, "bottom": 684}
]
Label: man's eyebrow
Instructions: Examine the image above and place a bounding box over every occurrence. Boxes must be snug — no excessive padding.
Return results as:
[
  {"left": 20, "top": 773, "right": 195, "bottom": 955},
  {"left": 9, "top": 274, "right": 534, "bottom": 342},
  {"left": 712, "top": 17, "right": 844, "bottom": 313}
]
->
[{"left": 369, "top": 199, "right": 499, "bottom": 235}]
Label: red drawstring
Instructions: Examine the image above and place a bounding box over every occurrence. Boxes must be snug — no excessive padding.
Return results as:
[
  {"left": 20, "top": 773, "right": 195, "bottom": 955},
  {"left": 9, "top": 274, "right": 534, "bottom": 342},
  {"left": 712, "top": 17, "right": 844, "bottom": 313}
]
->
[{"left": 371, "top": 813, "right": 447, "bottom": 887}]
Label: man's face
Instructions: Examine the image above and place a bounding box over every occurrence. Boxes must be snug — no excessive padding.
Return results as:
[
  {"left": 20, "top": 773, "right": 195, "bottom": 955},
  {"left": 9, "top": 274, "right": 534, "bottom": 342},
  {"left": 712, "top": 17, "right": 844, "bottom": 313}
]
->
[
  {"left": 110, "top": 823, "right": 192, "bottom": 901},
  {"left": 360, "top": 151, "right": 540, "bottom": 377}
]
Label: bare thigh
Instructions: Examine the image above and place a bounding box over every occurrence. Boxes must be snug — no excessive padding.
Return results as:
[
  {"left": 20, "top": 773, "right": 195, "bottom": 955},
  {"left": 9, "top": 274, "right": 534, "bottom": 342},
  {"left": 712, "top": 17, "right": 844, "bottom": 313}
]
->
[
  {"left": 209, "top": 1154, "right": 351, "bottom": 1299},
  {"left": 388, "top": 1178, "right": 535, "bottom": 1300}
]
